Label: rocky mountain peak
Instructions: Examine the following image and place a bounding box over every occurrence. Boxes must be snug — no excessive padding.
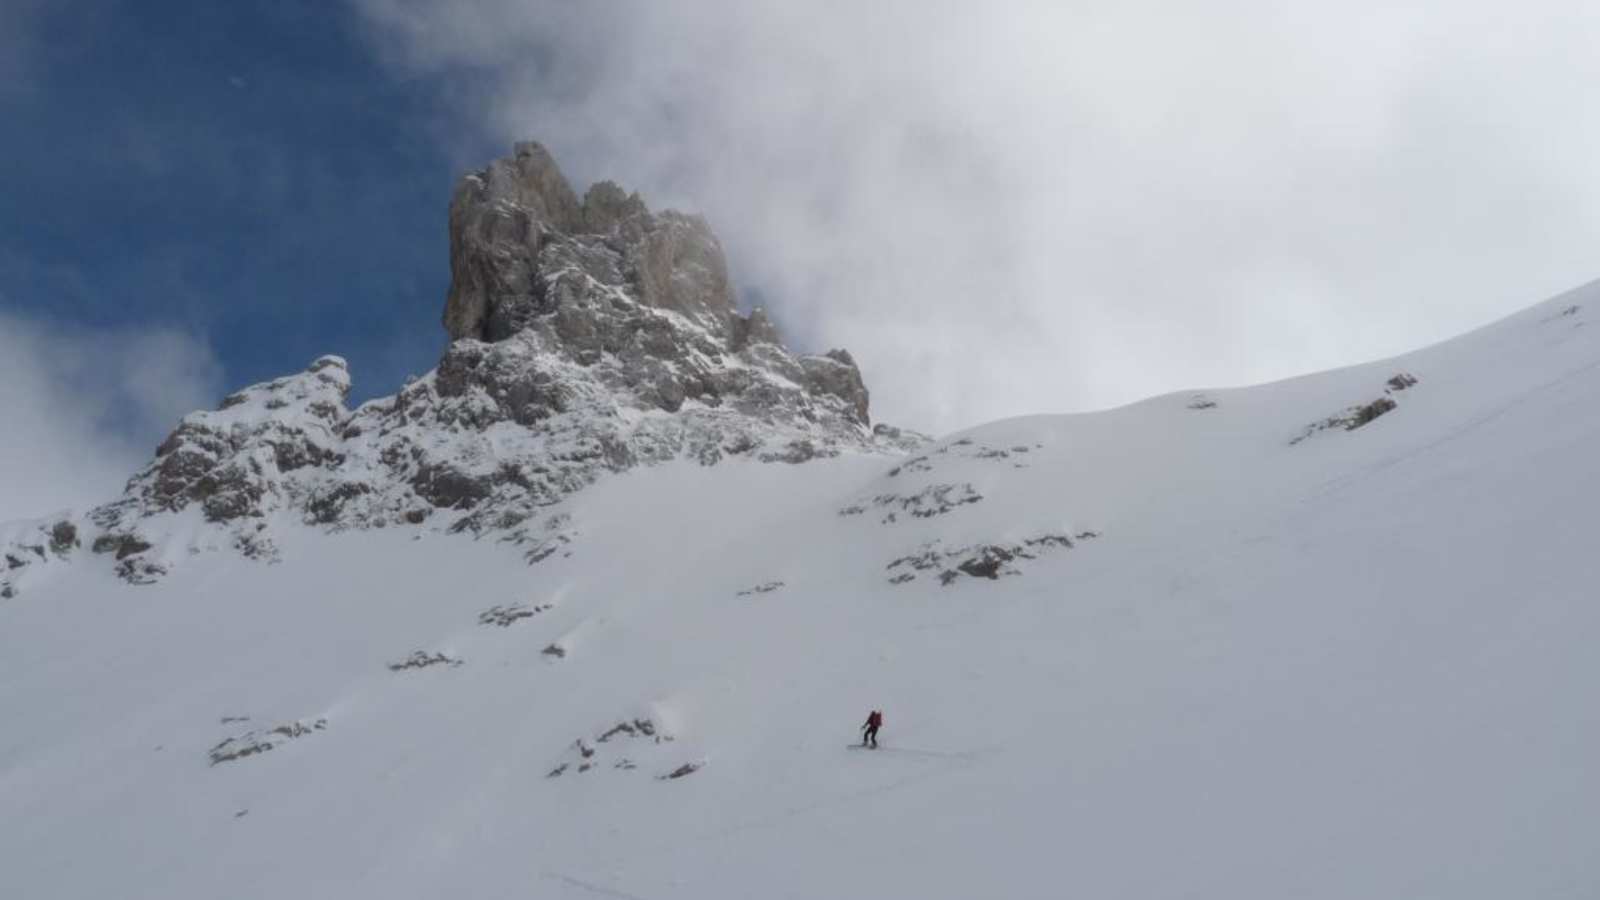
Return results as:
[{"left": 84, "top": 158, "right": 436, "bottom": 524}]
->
[
  {"left": 437, "top": 142, "right": 874, "bottom": 425},
  {"left": 444, "top": 140, "right": 745, "bottom": 346},
  {"left": 0, "top": 142, "right": 926, "bottom": 596}
]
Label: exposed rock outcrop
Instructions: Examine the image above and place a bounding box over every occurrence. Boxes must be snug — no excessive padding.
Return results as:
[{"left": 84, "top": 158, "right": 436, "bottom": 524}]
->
[
  {"left": 1, "top": 516, "right": 83, "bottom": 599},
  {"left": 445, "top": 140, "right": 741, "bottom": 345},
  {"left": 1290, "top": 373, "right": 1419, "bottom": 446}
]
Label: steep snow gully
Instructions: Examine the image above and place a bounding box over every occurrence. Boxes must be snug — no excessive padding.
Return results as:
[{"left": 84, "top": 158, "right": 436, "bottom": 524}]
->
[{"left": 2, "top": 144, "right": 1598, "bottom": 899}]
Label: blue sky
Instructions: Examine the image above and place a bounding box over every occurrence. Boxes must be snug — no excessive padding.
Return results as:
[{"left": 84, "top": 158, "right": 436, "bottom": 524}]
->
[{"left": 1, "top": 1, "right": 492, "bottom": 408}]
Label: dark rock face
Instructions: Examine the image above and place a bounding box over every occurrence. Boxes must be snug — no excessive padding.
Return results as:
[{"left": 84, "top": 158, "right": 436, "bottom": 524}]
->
[
  {"left": 92, "top": 533, "right": 152, "bottom": 560},
  {"left": 802, "top": 351, "right": 870, "bottom": 424},
  {"left": 444, "top": 141, "right": 742, "bottom": 345},
  {"left": 47, "top": 521, "right": 78, "bottom": 555},
  {"left": 49, "top": 141, "right": 925, "bottom": 586},
  {"left": 443, "top": 142, "right": 581, "bottom": 342},
  {"left": 581, "top": 180, "right": 647, "bottom": 234},
  {"left": 1347, "top": 396, "right": 1398, "bottom": 429}
]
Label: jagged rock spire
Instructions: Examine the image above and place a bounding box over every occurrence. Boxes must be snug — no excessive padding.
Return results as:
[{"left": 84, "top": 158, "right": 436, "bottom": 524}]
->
[
  {"left": 437, "top": 142, "right": 870, "bottom": 423},
  {"left": 444, "top": 140, "right": 748, "bottom": 347}
]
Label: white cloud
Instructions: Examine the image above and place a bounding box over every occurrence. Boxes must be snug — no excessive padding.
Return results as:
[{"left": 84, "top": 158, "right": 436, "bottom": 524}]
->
[
  {"left": 355, "top": 0, "right": 1600, "bottom": 432},
  {"left": 0, "top": 312, "right": 223, "bottom": 521}
]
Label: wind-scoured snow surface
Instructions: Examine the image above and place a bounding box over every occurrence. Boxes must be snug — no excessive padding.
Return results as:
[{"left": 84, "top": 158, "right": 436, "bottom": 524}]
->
[{"left": 4, "top": 287, "right": 1599, "bottom": 899}]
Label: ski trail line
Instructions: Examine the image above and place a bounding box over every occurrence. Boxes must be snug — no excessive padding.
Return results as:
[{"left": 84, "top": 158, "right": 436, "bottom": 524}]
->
[
  {"left": 555, "top": 742, "right": 1001, "bottom": 889},
  {"left": 542, "top": 870, "right": 652, "bottom": 900},
  {"left": 644, "top": 744, "right": 996, "bottom": 858},
  {"left": 865, "top": 744, "right": 989, "bottom": 760},
  {"left": 1307, "top": 356, "right": 1600, "bottom": 504}
]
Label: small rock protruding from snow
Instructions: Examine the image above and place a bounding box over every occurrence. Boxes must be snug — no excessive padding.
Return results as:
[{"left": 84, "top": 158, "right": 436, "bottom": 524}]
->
[
  {"left": 1386, "top": 372, "right": 1420, "bottom": 392},
  {"left": 886, "top": 532, "right": 1098, "bottom": 586},
  {"left": 1291, "top": 377, "right": 1413, "bottom": 446},
  {"left": 658, "top": 760, "right": 705, "bottom": 781},
  {"left": 387, "top": 651, "right": 463, "bottom": 672},
  {"left": 547, "top": 716, "right": 679, "bottom": 780},
  {"left": 208, "top": 718, "right": 328, "bottom": 766},
  {"left": 839, "top": 482, "right": 984, "bottom": 524},
  {"left": 478, "top": 603, "right": 553, "bottom": 627}
]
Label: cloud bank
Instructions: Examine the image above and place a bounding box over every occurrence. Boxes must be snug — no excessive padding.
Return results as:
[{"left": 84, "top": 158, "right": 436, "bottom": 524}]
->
[
  {"left": 355, "top": 0, "right": 1600, "bottom": 432},
  {"left": 0, "top": 312, "right": 223, "bottom": 521}
]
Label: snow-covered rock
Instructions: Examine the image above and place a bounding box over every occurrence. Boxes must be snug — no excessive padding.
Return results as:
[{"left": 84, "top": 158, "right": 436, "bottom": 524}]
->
[
  {"left": 0, "top": 515, "right": 79, "bottom": 599},
  {"left": 30, "top": 143, "right": 928, "bottom": 590}
]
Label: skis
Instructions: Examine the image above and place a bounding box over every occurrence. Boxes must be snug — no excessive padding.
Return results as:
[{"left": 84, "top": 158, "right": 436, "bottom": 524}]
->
[{"left": 846, "top": 744, "right": 976, "bottom": 760}]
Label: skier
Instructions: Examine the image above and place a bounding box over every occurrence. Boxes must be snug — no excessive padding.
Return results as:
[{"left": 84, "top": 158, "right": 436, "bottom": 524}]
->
[{"left": 861, "top": 709, "right": 883, "bottom": 749}]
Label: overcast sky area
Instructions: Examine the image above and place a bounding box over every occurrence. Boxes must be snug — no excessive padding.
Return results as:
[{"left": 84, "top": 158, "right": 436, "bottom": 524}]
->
[{"left": 6, "top": 1, "right": 1600, "bottom": 517}]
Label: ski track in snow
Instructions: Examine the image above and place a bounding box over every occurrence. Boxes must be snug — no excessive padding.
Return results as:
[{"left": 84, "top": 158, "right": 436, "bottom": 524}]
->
[
  {"left": 543, "top": 870, "right": 655, "bottom": 900},
  {"left": 1305, "top": 354, "right": 1600, "bottom": 505},
  {"left": 550, "top": 742, "right": 998, "bottom": 896}
]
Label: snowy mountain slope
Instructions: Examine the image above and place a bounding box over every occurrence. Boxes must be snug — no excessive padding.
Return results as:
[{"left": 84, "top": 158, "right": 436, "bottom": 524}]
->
[{"left": 3, "top": 280, "right": 1597, "bottom": 899}]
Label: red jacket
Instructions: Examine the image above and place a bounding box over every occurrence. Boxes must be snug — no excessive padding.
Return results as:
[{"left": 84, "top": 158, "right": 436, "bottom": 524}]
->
[{"left": 865, "top": 711, "right": 883, "bottom": 729}]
